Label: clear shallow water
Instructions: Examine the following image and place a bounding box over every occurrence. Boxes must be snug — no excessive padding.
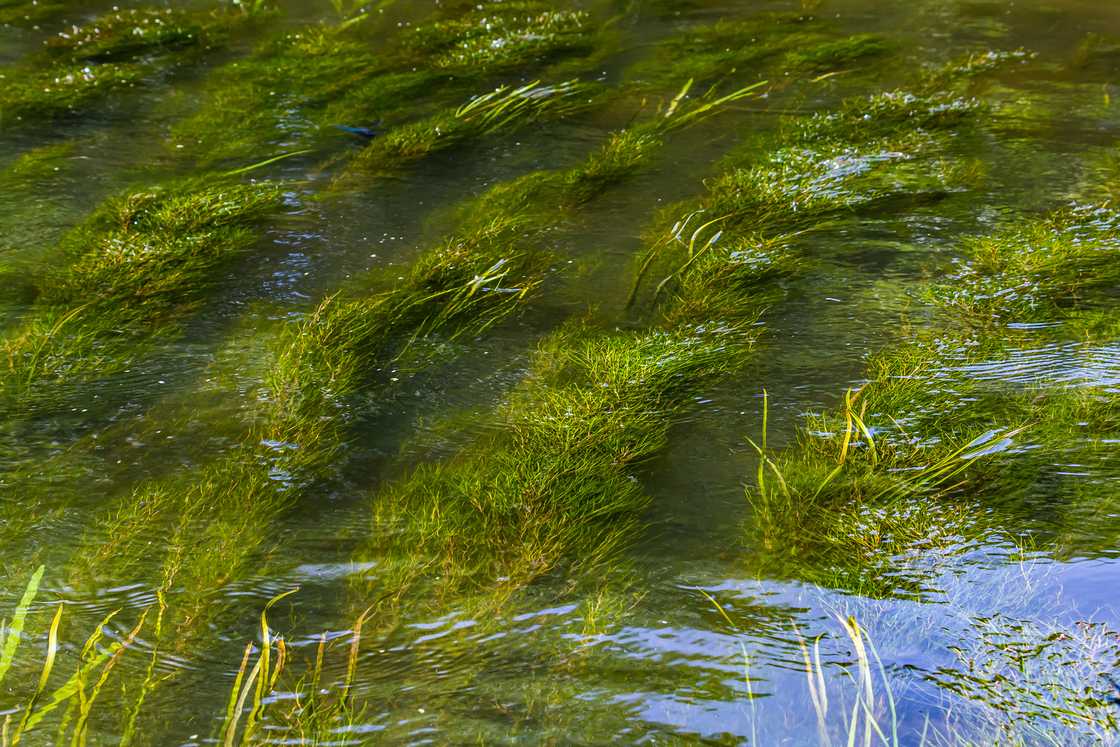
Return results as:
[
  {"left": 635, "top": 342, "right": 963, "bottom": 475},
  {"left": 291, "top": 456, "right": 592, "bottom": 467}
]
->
[{"left": 2, "top": 0, "right": 1120, "bottom": 744}]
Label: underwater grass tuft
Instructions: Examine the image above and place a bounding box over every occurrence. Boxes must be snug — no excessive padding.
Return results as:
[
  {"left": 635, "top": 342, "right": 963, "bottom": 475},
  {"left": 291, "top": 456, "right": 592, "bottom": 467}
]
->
[
  {"left": 739, "top": 197, "right": 1120, "bottom": 597},
  {"left": 366, "top": 325, "right": 754, "bottom": 599},
  {"left": 403, "top": 4, "right": 593, "bottom": 72},
  {"left": 0, "top": 5, "right": 253, "bottom": 128},
  {"left": 339, "top": 79, "right": 601, "bottom": 181},
  {"left": 933, "top": 205, "right": 1120, "bottom": 322},
  {"left": 1, "top": 177, "right": 286, "bottom": 393}
]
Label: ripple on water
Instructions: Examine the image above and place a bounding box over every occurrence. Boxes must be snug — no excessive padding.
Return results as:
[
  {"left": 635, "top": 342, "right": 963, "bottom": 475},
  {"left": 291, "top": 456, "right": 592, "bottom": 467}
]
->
[{"left": 943, "top": 341, "right": 1120, "bottom": 388}]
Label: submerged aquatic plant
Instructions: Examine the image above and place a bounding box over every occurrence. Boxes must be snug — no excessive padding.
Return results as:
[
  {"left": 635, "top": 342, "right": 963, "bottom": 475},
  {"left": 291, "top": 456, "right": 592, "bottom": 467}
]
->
[
  {"left": 627, "top": 14, "right": 890, "bottom": 89},
  {"left": 265, "top": 214, "right": 545, "bottom": 475},
  {"left": 44, "top": 8, "right": 227, "bottom": 62},
  {"left": 172, "top": 1, "right": 604, "bottom": 167},
  {"left": 1, "top": 177, "right": 286, "bottom": 393},
  {"left": 402, "top": 4, "right": 593, "bottom": 71},
  {"left": 739, "top": 195, "right": 1120, "bottom": 596},
  {"left": 934, "top": 206, "right": 1120, "bottom": 322},
  {"left": 0, "top": 566, "right": 155, "bottom": 746},
  {"left": 366, "top": 325, "right": 754, "bottom": 600},
  {"left": 357, "top": 50, "right": 1000, "bottom": 611},
  {"left": 338, "top": 79, "right": 601, "bottom": 180},
  {"left": 0, "top": 64, "right": 145, "bottom": 125},
  {"left": 0, "top": 5, "right": 251, "bottom": 127},
  {"left": 0, "top": 0, "right": 66, "bottom": 27}
]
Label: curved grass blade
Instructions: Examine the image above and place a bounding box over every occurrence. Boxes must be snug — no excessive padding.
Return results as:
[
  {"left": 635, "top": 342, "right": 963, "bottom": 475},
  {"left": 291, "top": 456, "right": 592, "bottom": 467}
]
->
[{"left": 0, "top": 565, "right": 45, "bottom": 687}]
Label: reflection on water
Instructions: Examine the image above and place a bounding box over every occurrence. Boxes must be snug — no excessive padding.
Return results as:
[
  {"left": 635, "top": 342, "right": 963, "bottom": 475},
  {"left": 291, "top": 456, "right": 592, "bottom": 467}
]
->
[{"left": 2, "top": 0, "right": 1120, "bottom": 743}]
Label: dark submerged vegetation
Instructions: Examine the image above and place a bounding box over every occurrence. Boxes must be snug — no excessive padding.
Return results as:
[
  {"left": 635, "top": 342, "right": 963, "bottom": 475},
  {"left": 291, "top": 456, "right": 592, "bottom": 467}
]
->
[{"left": 0, "top": 4, "right": 258, "bottom": 127}]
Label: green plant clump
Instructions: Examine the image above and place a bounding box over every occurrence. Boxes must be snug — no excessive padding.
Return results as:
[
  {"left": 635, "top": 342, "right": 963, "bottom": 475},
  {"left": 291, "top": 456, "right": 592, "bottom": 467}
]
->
[
  {"left": 742, "top": 205, "right": 1120, "bottom": 597},
  {"left": 337, "top": 79, "right": 601, "bottom": 181},
  {"left": 172, "top": 1, "right": 602, "bottom": 168},
  {"left": 2, "top": 178, "right": 286, "bottom": 393},
  {"left": 402, "top": 4, "right": 593, "bottom": 71},
  {"left": 0, "top": 6, "right": 251, "bottom": 127}
]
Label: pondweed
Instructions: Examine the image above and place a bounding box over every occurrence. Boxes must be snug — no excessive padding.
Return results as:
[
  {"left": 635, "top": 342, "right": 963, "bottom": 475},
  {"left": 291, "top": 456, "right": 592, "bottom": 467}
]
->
[{"left": 1, "top": 177, "right": 286, "bottom": 397}]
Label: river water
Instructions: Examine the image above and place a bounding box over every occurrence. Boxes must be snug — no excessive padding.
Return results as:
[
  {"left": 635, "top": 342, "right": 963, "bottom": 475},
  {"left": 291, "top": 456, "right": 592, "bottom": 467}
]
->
[{"left": 1, "top": 0, "right": 1119, "bottom": 744}]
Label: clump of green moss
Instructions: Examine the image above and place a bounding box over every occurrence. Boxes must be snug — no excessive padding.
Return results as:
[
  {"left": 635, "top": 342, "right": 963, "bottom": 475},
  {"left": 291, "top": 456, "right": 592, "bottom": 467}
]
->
[{"left": 2, "top": 178, "right": 286, "bottom": 390}]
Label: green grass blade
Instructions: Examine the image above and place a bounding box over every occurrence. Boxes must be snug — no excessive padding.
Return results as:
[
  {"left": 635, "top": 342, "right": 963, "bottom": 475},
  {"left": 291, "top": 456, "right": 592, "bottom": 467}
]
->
[{"left": 0, "top": 565, "right": 45, "bottom": 687}]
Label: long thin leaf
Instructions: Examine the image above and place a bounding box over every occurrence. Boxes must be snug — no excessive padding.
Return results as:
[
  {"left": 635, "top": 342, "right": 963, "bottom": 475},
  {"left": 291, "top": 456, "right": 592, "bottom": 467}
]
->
[
  {"left": 71, "top": 611, "right": 148, "bottom": 747},
  {"left": 11, "top": 602, "right": 63, "bottom": 746},
  {"left": 0, "top": 566, "right": 45, "bottom": 687}
]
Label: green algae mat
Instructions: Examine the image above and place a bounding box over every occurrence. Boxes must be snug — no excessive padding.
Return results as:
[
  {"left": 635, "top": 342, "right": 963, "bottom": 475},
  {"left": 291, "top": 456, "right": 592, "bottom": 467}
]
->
[{"left": 2, "top": 0, "right": 1120, "bottom": 743}]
